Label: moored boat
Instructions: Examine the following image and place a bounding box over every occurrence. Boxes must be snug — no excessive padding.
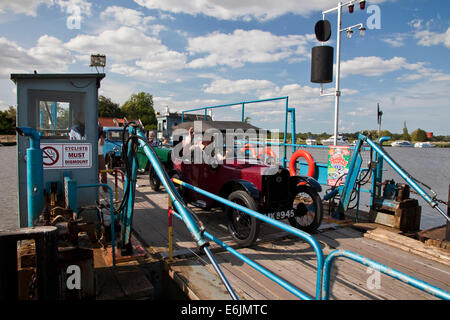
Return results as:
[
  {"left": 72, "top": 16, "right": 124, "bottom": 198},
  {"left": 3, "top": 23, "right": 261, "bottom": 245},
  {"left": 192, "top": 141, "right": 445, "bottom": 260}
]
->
[
  {"left": 414, "top": 142, "right": 436, "bottom": 148},
  {"left": 306, "top": 137, "right": 317, "bottom": 145},
  {"left": 391, "top": 140, "right": 413, "bottom": 147},
  {"left": 321, "top": 135, "right": 349, "bottom": 146}
]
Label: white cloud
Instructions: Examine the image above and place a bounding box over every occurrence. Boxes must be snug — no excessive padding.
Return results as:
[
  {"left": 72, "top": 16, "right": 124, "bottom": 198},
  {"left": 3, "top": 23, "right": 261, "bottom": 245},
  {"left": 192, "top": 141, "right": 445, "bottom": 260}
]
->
[
  {"left": 0, "top": 0, "right": 91, "bottom": 17},
  {"left": 134, "top": 0, "right": 390, "bottom": 21},
  {"left": 381, "top": 33, "right": 408, "bottom": 47},
  {"left": 0, "top": 35, "right": 74, "bottom": 76},
  {"left": 0, "top": 0, "right": 52, "bottom": 17},
  {"left": 340, "top": 56, "right": 429, "bottom": 78},
  {"left": 414, "top": 28, "right": 450, "bottom": 49},
  {"left": 409, "top": 18, "right": 450, "bottom": 50},
  {"left": 204, "top": 79, "right": 275, "bottom": 94},
  {"left": 65, "top": 26, "right": 166, "bottom": 61},
  {"left": 65, "top": 26, "right": 187, "bottom": 80},
  {"left": 100, "top": 6, "right": 164, "bottom": 35},
  {"left": 341, "top": 56, "right": 447, "bottom": 83},
  {"left": 187, "top": 29, "right": 316, "bottom": 69},
  {"left": 99, "top": 78, "right": 137, "bottom": 105},
  {"left": 54, "top": 0, "right": 91, "bottom": 16}
]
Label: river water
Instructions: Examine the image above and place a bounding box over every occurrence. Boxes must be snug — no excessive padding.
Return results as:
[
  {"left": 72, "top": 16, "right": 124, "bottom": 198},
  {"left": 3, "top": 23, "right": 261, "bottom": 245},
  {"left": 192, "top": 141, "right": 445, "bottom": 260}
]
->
[
  {"left": 283, "top": 145, "right": 450, "bottom": 230},
  {"left": 0, "top": 145, "right": 448, "bottom": 231}
]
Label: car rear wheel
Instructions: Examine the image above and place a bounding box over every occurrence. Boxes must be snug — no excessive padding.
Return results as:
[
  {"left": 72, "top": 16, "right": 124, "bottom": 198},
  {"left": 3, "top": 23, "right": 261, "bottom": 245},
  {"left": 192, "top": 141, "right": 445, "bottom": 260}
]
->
[
  {"left": 149, "top": 167, "right": 161, "bottom": 191},
  {"left": 288, "top": 185, "right": 323, "bottom": 233},
  {"left": 226, "top": 190, "right": 260, "bottom": 247}
]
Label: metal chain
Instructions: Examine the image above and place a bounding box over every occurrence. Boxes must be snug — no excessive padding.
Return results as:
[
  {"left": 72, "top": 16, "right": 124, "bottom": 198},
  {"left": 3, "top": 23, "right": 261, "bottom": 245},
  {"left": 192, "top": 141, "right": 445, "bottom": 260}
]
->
[
  {"left": 410, "top": 189, "right": 449, "bottom": 206},
  {"left": 435, "top": 198, "right": 449, "bottom": 206}
]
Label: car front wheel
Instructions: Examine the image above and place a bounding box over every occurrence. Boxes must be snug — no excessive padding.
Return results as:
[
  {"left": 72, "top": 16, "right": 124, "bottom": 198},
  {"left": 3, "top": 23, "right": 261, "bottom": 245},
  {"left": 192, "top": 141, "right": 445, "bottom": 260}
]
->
[
  {"left": 226, "top": 190, "right": 260, "bottom": 247},
  {"left": 288, "top": 185, "right": 323, "bottom": 233}
]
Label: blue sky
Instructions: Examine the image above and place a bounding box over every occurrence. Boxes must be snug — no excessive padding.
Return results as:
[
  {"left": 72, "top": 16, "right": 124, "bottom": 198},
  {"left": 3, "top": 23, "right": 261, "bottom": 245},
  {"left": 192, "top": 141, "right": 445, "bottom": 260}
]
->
[{"left": 0, "top": 0, "right": 449, "bottom": 135}]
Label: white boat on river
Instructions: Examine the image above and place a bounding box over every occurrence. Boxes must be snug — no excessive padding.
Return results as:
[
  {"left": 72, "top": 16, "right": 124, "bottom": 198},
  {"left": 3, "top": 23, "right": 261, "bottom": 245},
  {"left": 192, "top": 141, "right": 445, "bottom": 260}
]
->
[
  {"left": 414, "top": 142, "right": 436, "bottom": 148},
  {"left": 391, "top": 140, "right": 414, "bottom": 147}
]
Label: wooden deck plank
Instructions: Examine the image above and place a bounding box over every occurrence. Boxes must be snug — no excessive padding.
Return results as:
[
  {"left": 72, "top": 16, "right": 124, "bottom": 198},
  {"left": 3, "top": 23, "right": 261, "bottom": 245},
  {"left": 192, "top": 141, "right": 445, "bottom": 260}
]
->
[
  {"left": 117, "top": 175, "right": 450, "bottom": 300},
  {"left": 250, "top": 237, "right": 388, "bottom": 300},
  {"left": 202, "top": 251, "right": 290, "bottom": 300},
  {"left": 315, "top": 232, "right": 444, "bottom": 299},
  {"left": 319, "top": 228, "right": 450, "bottom": 291},
  {"left": 335, "top": 226, "right": 450, "bottom": 285}
]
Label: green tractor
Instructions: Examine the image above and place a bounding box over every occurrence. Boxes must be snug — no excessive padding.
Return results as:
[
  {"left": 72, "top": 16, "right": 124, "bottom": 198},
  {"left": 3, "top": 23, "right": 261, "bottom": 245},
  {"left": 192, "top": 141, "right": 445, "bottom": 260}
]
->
[{"left": 137, "top": 143, "right": 173, "bottom": 191}]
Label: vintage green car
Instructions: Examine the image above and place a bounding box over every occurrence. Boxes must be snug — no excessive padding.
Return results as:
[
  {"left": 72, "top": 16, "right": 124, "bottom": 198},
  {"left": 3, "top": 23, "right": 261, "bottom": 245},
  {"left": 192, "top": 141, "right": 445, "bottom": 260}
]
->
[{"left": 137, "top": 143, "right": 173, "bottom": 191}]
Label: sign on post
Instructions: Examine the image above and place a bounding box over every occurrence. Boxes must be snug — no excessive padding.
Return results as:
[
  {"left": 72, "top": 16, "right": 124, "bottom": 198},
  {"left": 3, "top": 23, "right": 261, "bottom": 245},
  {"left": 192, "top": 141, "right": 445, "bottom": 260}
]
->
[
  {"left": 327, "top": 146, "right": 351, "bottom": 186},
  {"left": 41, "top": 143, "right": 92, "bottom": 169}
]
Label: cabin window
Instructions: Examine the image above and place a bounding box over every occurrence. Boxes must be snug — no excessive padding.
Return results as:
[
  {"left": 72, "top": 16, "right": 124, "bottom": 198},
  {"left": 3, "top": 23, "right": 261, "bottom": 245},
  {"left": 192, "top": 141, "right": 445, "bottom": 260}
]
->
[
  {"left": 38, "top": 101, "right": 71, "bottom": 136},
  {"left": 29, "top": 90, "right": 86, "bottom": 140}
]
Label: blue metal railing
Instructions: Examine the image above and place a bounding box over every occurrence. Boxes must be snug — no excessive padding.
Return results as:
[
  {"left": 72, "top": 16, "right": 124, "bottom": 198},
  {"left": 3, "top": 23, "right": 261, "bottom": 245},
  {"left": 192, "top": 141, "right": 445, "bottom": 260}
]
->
[
  {"left": 171, "top": 209, "right": 313, "bottom": 300},
  {"left": 132, "top": 128, "right": 239, "bottom": 300},
  {"left": 362, "top": 134, "right": 450, "bottom": 222},
  {"left": 171, "top": 178, "right": 450, "bottom": 300},
  {"left": 181, "top": 97, "right": 292, "bottom": 168},
  {"left": 172, "top": 178, "right": 324, "bottom": 300},
  {"left": 322, "top": 250, "right": 450, "bottom": 300},
  {"left": 181, "top": 96, "right": 288, "bottom": 123}
]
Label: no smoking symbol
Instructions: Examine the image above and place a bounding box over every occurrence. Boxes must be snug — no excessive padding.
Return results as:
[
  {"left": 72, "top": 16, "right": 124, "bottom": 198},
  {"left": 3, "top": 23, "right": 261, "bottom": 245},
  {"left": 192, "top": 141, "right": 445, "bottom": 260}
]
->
[{"left": 42, "top": 146, "right": 59, "bottom": 166}]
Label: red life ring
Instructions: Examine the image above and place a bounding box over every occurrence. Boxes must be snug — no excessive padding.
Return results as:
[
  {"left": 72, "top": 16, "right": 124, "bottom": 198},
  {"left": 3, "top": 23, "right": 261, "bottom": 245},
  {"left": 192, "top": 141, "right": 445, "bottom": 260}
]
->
[
  {"left": 257, "top": 147, "right": 276, "bottom": 160},
  {"left": 289, "top": 149, "right": 315, "bottom": 178},
  {"left": 240, "top": 143, "right": 257, "bottom": 158}
]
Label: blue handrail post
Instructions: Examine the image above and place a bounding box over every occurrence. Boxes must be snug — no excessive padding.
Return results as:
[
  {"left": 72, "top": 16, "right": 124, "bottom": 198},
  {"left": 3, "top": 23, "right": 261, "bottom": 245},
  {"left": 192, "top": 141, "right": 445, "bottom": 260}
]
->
[
  {"left": 121, "top": 126, "right": 139, "bottom": 253},
  {"left": 283, "top": 97, "right": 289, "bottom": 168},
  {"left": 369, "top": 136, "right": 389, "bottom": 207},
  {"left": 322, "top": 249, "right": 450, "bottom": 300},
  {"left": 288, "top": 107, "right": 296, "bottom": 155},
  {"left": 16, "top": 127, "right": 44, "bottom": 227}
]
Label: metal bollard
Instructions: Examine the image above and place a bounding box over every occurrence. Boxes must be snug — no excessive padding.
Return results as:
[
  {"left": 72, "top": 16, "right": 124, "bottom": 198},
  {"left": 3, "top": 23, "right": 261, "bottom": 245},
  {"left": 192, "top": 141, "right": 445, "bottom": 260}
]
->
[{"left": 0, "top": 226, "right": 58, "bottom": 300}]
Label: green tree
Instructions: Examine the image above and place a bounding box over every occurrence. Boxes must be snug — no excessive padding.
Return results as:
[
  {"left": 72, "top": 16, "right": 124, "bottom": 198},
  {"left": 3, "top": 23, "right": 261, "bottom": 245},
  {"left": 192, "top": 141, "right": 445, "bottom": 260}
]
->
[
  {"left": 378, "top": 129, "right": 392, "bottom": 138},
  {"left": 0, "top": 106, "right": 16, "bottom": 134},
  {"left": 411, "top": 128, "right": 428, "bottom": 142},
  {"left": 121, "top": 92, "right": 157, "bottom": 130},
  {"left": 402, "top": 121, "right": 411, "bottom": 141},
  {"left": 98, "top": 95, "right": 123, "bottom": 118}
]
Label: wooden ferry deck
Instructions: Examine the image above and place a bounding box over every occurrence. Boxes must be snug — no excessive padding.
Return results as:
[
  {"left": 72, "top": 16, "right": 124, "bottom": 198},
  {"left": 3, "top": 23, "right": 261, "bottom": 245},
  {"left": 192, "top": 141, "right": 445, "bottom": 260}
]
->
[{"left": 104, "top": 174, "right": 450, "bottom": 300}]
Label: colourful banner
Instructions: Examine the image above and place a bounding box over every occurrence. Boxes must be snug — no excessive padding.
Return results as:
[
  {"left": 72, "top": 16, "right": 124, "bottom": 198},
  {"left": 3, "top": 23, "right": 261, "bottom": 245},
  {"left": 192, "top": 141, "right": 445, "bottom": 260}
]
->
[{"left": 327, "top": 146, "right": 351, "bottom": 186}]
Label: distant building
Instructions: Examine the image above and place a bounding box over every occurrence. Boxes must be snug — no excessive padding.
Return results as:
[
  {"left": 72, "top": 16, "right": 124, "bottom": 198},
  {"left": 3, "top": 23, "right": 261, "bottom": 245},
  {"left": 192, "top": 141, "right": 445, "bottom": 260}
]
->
[
  {"left": 426, "top": 132, "right": 433, "bottom": 139},
  {"left": 156, "top": 106, "right": 211, "bottom": 140}
]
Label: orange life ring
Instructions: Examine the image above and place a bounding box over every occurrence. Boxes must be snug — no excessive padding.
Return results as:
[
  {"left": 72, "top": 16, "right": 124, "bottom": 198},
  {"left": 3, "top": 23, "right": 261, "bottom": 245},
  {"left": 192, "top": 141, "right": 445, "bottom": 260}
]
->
[
  {"left": 289, "top": 149, "right": 315, "bottom": 178},
  {"left": 257, "top": 147, "right": 276, "bottom": 160},
  {"left": 240, "top": 143, "right": 257, "bottom": 158}
]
